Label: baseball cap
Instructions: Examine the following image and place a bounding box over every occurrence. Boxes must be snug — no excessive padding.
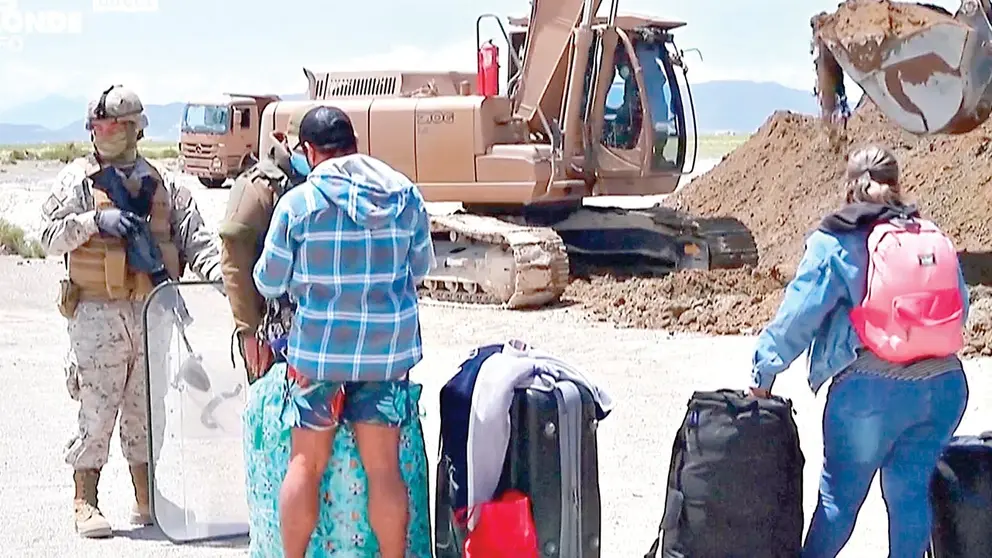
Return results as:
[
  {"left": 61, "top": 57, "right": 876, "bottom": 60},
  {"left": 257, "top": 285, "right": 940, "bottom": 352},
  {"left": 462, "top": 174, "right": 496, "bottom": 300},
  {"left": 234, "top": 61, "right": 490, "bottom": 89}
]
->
[{"left": 295, "top": 105, "right": 356, "bottom": 151}]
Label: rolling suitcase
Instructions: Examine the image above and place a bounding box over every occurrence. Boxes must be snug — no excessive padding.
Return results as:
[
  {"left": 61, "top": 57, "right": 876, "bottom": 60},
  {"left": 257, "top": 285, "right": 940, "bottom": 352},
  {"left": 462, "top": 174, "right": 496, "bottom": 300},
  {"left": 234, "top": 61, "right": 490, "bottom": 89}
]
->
[
  {"left": 499, "top": 378, "right": 603, "bottom": 557},
  {"left": 645, "top": 389, "right": 805, "bottom": 558},
  {"left": 928, "top": 433, "right": 992, "bottom": 558},
  {"left": 436, "top": 377, "right": 603, "bottom": 558}
]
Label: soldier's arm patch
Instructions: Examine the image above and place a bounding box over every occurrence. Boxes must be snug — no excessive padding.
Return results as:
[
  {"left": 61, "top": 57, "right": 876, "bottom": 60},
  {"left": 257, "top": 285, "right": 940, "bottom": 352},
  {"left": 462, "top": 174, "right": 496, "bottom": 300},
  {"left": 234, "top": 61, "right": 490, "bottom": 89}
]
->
[
  {"left": 58, "top": 161, "right": 86, "bottom": 188},
  {"left": 41, "top": 193, "right": 63, "bottom": 216},
  {"left": 46, "top": 162, "right": 92, "bottom": 216},
  {"left": 171, "top": 181, "right": 194, "bottom": 210}
]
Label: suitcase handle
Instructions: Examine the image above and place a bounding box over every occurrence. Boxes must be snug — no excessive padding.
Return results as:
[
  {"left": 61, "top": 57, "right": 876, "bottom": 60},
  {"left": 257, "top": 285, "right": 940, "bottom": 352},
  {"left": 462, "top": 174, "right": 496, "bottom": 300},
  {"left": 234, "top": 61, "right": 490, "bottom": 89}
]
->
[{"left": 689, "top": 389, "right": 794, "bottom": 415}]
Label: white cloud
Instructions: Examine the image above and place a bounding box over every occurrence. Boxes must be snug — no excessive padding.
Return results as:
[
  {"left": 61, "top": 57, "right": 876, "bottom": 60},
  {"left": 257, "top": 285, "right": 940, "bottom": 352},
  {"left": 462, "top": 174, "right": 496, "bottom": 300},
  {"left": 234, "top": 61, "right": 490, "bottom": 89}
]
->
[
  {"left": 0, "top": 61, "right": 87, "bottom": 106},
  {"left": 312, "top": 41, "right": 476, "bottom": 73}
]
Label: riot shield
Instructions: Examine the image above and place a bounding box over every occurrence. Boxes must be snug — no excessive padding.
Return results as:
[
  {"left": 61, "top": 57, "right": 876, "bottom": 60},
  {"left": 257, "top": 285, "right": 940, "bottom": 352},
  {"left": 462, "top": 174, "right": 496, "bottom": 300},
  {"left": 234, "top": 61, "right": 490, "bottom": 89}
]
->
[{"left": 142, "top": 280, "right": 250, "bottom": 543}]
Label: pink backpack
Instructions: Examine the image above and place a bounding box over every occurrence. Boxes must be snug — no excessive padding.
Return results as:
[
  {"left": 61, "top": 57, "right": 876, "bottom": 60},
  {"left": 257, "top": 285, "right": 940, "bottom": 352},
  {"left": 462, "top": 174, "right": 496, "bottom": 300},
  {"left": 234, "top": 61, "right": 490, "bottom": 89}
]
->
[{"left": 849, "top": 217, "right": 966, "bottom": 363}]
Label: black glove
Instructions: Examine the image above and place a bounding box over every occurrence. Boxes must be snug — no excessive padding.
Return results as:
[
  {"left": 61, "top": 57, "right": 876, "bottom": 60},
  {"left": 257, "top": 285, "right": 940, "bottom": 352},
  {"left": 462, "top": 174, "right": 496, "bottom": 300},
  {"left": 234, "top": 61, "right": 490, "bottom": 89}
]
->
[{"left": 95, "top": 208, "right": 139, "bottom": 238}]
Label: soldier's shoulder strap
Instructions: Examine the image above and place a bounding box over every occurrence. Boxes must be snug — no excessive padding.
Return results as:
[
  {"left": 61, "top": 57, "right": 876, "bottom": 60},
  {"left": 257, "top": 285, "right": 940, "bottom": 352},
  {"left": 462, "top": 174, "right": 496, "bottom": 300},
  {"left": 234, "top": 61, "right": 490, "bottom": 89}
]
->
[
  {"left": 139, "top": 155, "right": 166, "bottom": 186},
  {"left": 80, "top": 154, "right": 101, "bottom": 178}
]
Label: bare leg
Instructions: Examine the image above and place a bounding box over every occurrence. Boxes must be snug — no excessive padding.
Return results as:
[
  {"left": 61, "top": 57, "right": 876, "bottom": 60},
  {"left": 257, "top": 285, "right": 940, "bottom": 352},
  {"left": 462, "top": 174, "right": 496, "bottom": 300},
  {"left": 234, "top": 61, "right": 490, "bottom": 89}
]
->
[
  {"left": 354, "top": 422, "right": 409, "bottom": 558},
  {"left": 280, "top": 426, "right": 335, "bottom": 558}
]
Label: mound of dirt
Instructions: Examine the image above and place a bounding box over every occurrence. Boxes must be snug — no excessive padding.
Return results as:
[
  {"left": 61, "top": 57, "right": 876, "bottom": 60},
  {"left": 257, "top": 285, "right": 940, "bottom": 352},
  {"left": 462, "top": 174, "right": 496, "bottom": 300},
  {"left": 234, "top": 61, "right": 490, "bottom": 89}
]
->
[
  {"left": 670, "top": 102, "right": 992, "bottom": 271},
  {"left": 814, "top": 0, "right": 953, "bottom": 58},
  {"left": 566, "top": 268, "right": 788, "bottom": 335},
  {"left": 568, "top": 98, "right": 992, "bottom": 356}
]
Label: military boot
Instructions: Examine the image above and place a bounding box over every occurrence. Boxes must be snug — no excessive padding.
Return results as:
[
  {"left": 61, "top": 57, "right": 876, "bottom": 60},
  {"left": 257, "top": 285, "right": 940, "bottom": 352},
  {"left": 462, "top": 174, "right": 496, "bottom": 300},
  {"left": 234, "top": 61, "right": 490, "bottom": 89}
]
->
[
  {"left": 129, "top": 463, "right": 153, "bottom": 526},
  {"left": 73, "top": 469, "right": 112, "bottom": 538}
]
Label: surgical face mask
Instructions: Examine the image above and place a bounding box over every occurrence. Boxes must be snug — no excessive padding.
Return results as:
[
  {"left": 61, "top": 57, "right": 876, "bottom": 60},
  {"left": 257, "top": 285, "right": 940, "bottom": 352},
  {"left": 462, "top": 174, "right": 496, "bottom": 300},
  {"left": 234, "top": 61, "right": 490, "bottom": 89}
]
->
[
  {"left": 93, "top": 124, "right": 137, "bottom": 163},
  {"left": 290, "top": 150, "right": 311, "bottom": 177}
]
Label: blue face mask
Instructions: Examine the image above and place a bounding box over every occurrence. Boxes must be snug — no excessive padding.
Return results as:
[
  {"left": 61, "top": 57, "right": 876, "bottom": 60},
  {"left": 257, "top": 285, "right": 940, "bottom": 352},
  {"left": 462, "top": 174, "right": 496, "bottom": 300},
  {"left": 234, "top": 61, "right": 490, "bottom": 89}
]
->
[{"left": 289, "top": 151, "right": 311, "bottom": 177}]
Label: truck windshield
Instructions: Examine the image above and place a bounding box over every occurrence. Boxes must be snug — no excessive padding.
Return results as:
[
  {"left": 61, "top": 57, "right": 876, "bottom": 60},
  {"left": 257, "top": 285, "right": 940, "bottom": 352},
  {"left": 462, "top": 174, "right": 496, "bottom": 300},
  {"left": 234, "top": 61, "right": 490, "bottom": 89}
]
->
[{"left": 182, "top": 104, "right": 229, "bottom": 134}]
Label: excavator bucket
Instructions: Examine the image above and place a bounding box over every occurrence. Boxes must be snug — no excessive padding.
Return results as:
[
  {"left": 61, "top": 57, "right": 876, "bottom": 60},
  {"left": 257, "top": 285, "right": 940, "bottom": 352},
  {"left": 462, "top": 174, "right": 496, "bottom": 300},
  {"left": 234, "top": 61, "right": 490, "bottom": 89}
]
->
[{"left": 812, "top": 0, "right": 992, "bottom": 135}]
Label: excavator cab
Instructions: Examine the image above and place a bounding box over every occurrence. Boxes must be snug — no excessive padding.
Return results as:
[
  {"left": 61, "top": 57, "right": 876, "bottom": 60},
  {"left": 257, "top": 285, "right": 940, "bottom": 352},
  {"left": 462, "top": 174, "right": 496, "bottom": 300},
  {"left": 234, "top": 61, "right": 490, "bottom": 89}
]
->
[
  {"left": 597, "top": 25, "right": 691, "bottom": 173},
  {"left": 813, "top": 0, "right": 992, "bottom": 135},
  {"left": 503, "top": 12, "right": 697, "bottom": 197},
  {"left": 585, "top": 20, "right": 696, "bottom": 194}
]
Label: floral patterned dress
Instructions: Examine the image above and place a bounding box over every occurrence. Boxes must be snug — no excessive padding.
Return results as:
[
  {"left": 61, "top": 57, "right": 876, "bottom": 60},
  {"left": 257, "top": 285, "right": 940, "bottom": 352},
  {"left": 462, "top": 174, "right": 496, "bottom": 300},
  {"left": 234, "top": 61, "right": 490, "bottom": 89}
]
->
[{"left": 242, "top": 363, "right": 433, "bottom": 557}]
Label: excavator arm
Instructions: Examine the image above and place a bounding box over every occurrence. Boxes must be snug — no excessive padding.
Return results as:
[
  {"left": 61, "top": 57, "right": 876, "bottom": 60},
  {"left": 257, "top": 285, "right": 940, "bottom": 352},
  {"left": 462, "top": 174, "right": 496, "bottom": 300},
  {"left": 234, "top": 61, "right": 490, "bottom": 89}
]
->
[
  {"left": 812, "top": 0, "right": 992, "bottom": 135},
  {"left": 512, "top": 0, "right": 604, "bottom": 124}
]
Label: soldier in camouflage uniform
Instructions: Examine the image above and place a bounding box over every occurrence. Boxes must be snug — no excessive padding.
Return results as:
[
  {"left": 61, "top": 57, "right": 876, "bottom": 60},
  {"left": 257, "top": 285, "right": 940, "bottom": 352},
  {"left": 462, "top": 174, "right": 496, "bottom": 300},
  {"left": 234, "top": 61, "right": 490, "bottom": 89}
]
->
[
  {"left": 219, "top": 109, "right": 309, "bottom": 382},
  {"left": 38, "top": 85, "right": 223, "bottom": 538}
]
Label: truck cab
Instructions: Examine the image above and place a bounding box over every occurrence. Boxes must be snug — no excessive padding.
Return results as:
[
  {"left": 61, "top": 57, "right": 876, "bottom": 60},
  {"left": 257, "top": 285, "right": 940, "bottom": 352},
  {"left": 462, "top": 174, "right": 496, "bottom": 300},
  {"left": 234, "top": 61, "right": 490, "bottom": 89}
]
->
[{"left": 178, "top": 93, "right": 279, "bottom": 188}]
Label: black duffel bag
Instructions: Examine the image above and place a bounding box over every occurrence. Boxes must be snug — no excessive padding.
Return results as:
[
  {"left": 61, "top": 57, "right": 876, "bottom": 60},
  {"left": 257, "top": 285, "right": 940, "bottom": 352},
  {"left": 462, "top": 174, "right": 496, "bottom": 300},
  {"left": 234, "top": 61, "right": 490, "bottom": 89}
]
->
[
  {"left": 928, "top": 432, "right": 992, "bottom": 558},
  {"left": 645, "top": 389, "right": 805, "bottom": 558}
]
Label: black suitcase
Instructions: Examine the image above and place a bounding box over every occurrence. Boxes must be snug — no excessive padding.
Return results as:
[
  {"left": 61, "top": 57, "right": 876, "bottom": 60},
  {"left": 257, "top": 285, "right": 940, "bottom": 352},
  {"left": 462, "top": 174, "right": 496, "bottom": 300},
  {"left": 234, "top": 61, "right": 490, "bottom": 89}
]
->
[
  {"left": 434, "top": 451, "right": 462, "bottom": 558},
  {"left": 928, "top": 433, "right": 992, "bottom": 558},
  {"left": 435, "top": 378, "right": 603, "bottom": 557},
  {"left": 645, "top": 389, "right": 805, "bottom": 558}
]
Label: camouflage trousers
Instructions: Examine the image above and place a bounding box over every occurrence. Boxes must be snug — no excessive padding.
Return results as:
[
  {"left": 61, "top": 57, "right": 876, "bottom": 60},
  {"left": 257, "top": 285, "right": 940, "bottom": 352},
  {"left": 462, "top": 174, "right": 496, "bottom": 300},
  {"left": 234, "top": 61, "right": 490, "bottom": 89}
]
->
[{"left": 63, "top": 299, "right": 172, "bottom": 470}]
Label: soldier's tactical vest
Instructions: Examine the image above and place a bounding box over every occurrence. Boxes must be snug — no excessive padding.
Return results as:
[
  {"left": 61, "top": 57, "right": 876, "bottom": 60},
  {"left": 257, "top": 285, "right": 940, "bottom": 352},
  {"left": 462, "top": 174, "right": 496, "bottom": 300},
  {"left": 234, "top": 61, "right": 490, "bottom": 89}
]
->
[{"left": 68, "top": 157, "right": 181, "bottom": 301}]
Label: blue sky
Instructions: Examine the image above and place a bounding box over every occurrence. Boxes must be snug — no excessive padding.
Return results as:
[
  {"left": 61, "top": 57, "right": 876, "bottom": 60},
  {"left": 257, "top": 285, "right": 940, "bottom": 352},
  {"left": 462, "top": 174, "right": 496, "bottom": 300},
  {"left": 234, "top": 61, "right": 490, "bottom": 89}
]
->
[{"left": 0, "top": 0, "right": 962, "bottom": 111}]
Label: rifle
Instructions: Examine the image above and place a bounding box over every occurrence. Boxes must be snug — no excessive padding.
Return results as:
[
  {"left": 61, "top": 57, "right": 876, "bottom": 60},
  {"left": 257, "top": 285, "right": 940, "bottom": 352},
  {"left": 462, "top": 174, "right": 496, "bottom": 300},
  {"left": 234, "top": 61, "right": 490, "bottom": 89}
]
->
[{"left": 90, "top": 167, "right": 198, "bottom": 344}]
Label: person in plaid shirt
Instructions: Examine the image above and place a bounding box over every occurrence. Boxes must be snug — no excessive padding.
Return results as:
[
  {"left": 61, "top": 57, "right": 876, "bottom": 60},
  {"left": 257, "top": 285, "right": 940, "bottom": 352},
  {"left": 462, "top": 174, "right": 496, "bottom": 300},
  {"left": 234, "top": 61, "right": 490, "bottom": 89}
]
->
[{"left": 252, "top": 105, "right": 435, "bottom": 558}]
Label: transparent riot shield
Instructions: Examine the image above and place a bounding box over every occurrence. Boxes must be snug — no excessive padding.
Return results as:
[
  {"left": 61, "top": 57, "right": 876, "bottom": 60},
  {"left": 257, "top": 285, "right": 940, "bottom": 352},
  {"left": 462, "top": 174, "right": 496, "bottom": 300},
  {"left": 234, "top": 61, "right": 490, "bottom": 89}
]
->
[{"left": 142, "top": 280, "right": 250, "bottom": 543}]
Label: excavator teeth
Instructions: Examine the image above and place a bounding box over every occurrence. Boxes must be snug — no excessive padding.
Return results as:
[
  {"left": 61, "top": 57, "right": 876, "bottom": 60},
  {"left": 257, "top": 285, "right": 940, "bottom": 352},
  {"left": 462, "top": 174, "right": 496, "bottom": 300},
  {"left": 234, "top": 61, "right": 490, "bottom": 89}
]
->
[
  {"left": 418, "top": 214, "right": 570, "bottom": 309},
  {"left": 812, "top": 0, "right": 992, "bottom": 135}
]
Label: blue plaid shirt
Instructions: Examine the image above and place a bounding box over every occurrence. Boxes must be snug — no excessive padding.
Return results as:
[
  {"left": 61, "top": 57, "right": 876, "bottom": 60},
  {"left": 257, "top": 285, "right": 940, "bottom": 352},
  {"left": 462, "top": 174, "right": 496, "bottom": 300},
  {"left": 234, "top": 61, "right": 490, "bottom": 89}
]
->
[{"left": 252, "top": 153, "right": 435, "bottom": 382}]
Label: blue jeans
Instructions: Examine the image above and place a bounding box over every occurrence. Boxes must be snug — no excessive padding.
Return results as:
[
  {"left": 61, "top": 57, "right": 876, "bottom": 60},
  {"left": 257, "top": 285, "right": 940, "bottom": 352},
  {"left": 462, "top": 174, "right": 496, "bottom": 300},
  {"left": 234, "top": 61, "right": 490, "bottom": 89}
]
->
[{"left": 803, "top": 369, "right": 969, "bottom": 558}]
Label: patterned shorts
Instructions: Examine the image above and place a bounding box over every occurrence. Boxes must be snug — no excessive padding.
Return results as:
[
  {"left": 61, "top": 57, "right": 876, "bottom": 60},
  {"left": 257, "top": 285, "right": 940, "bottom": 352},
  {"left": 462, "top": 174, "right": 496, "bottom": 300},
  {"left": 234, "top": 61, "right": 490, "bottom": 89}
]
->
[{"left": 281, "top": 365, "right": 414, "bottom": 432}]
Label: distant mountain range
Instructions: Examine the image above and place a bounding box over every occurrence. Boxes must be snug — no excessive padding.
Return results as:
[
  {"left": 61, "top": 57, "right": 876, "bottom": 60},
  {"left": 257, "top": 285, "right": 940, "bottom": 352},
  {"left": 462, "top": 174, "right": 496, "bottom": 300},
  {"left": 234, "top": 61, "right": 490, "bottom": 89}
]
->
[{"left": 0, "top": 80, "right": 823, "bottom": 145}]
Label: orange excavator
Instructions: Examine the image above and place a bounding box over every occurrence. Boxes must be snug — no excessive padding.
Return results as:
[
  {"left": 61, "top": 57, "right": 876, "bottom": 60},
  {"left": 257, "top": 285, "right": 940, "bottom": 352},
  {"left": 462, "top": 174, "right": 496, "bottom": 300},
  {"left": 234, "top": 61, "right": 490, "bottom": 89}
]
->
[
  {"left": 258, "top": 0, "right": 759, "bottom": 309},
  {"left": 812, "top": 0, "right": 992, "bottom": 136}
]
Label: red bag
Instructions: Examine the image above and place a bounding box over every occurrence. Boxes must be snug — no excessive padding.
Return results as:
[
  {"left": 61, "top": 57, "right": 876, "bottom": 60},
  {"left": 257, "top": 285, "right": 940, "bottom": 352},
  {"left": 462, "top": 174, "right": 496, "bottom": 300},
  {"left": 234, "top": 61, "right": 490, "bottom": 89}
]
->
[{"left": 455, "top": 489, "right": 539, "bottom": 558}]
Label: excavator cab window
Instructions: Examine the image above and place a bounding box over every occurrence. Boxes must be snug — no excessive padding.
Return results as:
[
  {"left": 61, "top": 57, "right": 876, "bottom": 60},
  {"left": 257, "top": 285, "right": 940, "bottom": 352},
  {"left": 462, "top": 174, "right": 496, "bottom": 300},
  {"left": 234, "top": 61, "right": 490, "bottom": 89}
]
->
[
  {"left": 630, "top": 30, "right": 685, "bottom": 171},
  {"left": 602, "top": 47, "right": 643, "bottom": 150}
]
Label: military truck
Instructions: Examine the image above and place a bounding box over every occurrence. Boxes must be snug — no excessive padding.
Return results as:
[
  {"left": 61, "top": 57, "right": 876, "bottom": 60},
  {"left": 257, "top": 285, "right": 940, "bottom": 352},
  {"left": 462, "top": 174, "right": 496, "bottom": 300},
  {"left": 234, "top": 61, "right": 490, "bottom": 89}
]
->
[{"left": 178, "top": 93, "right": 280, "bottom": 188}]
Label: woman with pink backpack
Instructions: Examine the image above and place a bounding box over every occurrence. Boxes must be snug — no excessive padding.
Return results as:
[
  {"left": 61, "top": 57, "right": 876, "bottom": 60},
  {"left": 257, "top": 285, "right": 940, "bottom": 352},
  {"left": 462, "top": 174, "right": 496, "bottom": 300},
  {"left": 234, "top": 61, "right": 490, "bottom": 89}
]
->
[{"left": 748, "top": 144, "right": 971, "bottom": 557}]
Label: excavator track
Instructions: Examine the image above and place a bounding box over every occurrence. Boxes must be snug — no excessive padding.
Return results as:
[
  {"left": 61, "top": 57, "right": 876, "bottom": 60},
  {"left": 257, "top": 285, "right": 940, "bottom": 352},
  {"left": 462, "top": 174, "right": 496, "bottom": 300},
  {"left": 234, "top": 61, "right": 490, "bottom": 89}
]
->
[
  {"left": 549, "top": 205, "right": 759, "bottom": 275},
  {"left": 418, "top": 205, "right": 759, "bottom": 310},
  {"left": 419, "top": 213, "right": 570, "bottom": 308},
  {"left": 648, "top": 206, "right": 760, "bottom": 270}
]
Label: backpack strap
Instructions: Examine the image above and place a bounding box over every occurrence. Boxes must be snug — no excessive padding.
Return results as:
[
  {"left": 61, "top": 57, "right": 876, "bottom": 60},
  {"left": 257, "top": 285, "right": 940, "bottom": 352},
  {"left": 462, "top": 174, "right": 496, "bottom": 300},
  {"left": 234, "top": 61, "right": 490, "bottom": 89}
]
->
[{"left": 643, "top": 404, "right": 691, "bottom": 557}]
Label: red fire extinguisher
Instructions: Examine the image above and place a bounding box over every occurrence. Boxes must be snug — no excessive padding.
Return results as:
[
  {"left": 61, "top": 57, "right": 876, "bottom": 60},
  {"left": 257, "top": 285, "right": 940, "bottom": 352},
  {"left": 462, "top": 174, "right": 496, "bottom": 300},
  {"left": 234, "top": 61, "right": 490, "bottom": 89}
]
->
[{"left": 477, "top": 40, "right": 500, "bottom": 97}]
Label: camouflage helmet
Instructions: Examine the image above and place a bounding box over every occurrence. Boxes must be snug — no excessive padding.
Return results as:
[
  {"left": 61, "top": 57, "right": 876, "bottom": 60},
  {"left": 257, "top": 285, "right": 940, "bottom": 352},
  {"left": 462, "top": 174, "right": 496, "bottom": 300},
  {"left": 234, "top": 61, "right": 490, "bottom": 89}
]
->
[{"left": 85, "top": 85, "right": 149, "bottom": 131}]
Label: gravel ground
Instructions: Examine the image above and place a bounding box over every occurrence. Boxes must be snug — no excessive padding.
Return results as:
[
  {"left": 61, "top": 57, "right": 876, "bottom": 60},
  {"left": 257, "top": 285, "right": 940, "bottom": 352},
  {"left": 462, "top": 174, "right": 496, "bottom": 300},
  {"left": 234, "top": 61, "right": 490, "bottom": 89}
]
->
[{"left": 1, "top": 159, "right": 990, "bottom": 557}]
